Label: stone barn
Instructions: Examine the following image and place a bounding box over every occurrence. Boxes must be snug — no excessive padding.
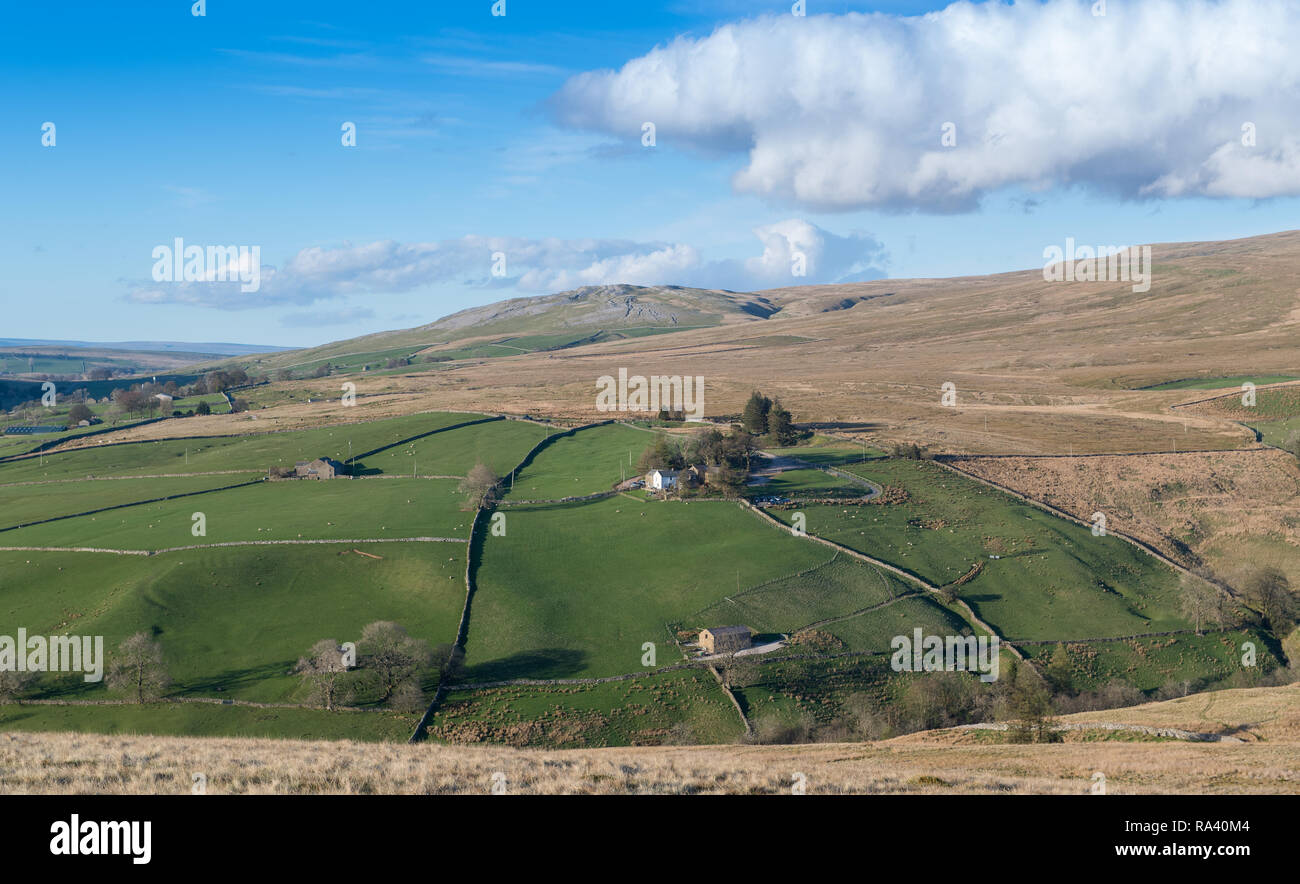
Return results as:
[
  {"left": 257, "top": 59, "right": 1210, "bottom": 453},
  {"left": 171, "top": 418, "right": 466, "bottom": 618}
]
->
[
  {"left": 295, "top": 457, "right": 346, "bottom": 479},
  {"left": 699, "top": 625, "right": 752, "bottom": 655}
]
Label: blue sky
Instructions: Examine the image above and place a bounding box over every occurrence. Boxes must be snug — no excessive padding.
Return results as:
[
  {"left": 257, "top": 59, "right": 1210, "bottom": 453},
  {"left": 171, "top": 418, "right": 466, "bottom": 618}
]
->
[{"left": 5, "top": 0, "right": 1299, "bottom": 347}]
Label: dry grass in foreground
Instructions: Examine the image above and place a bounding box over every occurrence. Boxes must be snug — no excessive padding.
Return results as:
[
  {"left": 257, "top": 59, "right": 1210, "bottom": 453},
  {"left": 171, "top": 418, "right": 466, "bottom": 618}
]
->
[{"left": 2, "top": 685, "right": 1297, "bottom": 795}]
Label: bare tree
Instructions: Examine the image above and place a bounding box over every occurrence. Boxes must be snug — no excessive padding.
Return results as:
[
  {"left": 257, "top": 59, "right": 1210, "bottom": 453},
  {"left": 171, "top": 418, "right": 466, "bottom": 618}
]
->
[
  {"left": 359, "top": 621, "right": 434, "bottom": 704},
  {"left": 106, "top": 632, "right": 171, "bottom": 703},
  {"left": 295, "top": 639, "right": 351, "bottom": 710},
  {"left": 0, "top": 670, "right": 37, "bottom": 704},
  {"left": 389, "top": 680, "right": 428, "bottom": 713},
  {"left": 1242, "top": 567, "right": 1297, "bottom": 633},
  {"left": 1180, "top": 574, "right": 1225, "bottom": 636},
  {"left": 67, "top": 402, "right": 93, "bottom": 425},
  {"left": 458, "top": 462, "right": 501, "bottom": 509}
]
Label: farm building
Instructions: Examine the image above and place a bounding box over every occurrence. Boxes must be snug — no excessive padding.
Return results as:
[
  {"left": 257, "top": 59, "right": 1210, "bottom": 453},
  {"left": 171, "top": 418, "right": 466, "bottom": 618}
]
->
[
  {"left": 699, "top": 625, "right": 752, "bottom": 655},
  {"left": 154, "top": 393, "right": 174, "bottom": 409},
  {"left": 647, "top": 468, "right": 679, "bottom": 490},
  {"left": 686, "top": 464, "right": 709, "bottom": 485},
  {"left": 295, "top": 457, "right": 347, "bottom": 479}
]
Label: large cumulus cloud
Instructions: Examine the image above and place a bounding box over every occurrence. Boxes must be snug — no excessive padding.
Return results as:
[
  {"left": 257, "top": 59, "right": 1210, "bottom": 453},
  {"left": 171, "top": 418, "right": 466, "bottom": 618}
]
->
[{"left": 548, "top": 0, "right": 1300, "bottom": 211}]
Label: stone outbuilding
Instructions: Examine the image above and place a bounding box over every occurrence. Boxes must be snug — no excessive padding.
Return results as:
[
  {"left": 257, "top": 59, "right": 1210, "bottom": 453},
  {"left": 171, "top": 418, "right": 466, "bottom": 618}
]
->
[
  {"left": 699, "top": 625, "right": 752, "bottom": 655},
  {"left": 295, "top": 457, "right": 346, "bottom": 479}
]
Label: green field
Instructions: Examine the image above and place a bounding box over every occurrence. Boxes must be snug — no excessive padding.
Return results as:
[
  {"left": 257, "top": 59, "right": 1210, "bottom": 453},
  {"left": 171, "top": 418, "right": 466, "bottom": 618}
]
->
[
  {"left": 0, "top": 473, "right": 262, "bottom": 531},
  {"left": 0, "top": 410, "right": 1285, "bottom": 745},
  {"left": 1253, "top": 416, "right": 1300, "bottom": 449},
  {"left": 747, "top": 467, "right": 865, "bottom": 498},
  {"left": 1020, "top": 630, "right": 1283, "bottom": 693},
  {"left": 0, "top": 477, "right": 471, "bottom": 549},
  {"left": 393, "top": 418, "right": 548, "bottom": 477},
  {"left": 503, "top": 422, "right": 656, "bottom": 499},
  {"left": 765, "top": 459, "right": 1190, "bottom": 640},
  {"left": 0, "top": 702, "right": 416, "bottom": 743},
  {"left": 467, "top": 497, "right": 830, "bottom": 679},
  {"left": 432, "top": 668, "right": 744, "bottom": 747},
  {"left": 732, "top": 655, "right": 899, "bottom": 734},
  {"left": 821, "top": 596, "right": 973, "bottom": 654},
  {"left": 0, "top": 544, "right": 467, "bottom": 705},
  {"left": 0, "top": 411, "right": 489, "bottom": 482},
  {"left": 1141, "top": 375, "right": 1299, "bottom": 391},
  {"left": 691, "top": 554, "right": 905, "bottom": 634}
]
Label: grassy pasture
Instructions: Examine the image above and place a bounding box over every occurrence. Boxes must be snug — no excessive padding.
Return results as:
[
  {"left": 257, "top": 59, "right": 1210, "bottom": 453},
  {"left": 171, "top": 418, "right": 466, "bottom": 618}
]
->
[
  {"left": 0, "top": 477, "right": 471, "bottom": 549},
  {"left": 1195, "top": 385, "right": 1300, "bottom": 421},
  {"left": 764, "top": 458, "right": 1187, "bottom": 642},
  {"left": 819, "top": 596, "right": 972, "bottom": 654},
  {"left": 732, "top": 655, "right": 900, "bottom": 732},
  {"left": 432, "top": 668, "right": 744, "bottom": 747},
  {"left": 467, "top": 497, "right": 829, "bottom": 679},
  {"left": 424, "top": 327, "right": 696, "bottom": 363},
  {"left": 0, "top": 702, "right": 416, "bottom": 743},
  {"left": 0, "top": 411, "right": 1273, "bottom": 744},
  {"left": 0, "top": 474, "right": 262, "bottom": 531},
  {"left": 502, "top": 422, "right": 656, "bottom": 499},
  {"left": 690, "top": 554, "right": 907, "bottom": 634},
  {"left": 747, "top": 468, "right": 864, "bottom": 498},
  {"left": 1020, "top": 630, "right": 1282, "bottom": 693},
  {"left": 1254, "top": 416, "right": 1300, "bottom": 449},
  {"left": 0, "top": 411, "right": 487, "bottom": 482},
  {"left": 1143, "top": 375, "right": 1299, "bottom": 391},
  {"left": 0, "top": 543, "right": 467, "bottom": 705},
  {"left": 390, "top": 418, "right": 547, "bottom": 478}
]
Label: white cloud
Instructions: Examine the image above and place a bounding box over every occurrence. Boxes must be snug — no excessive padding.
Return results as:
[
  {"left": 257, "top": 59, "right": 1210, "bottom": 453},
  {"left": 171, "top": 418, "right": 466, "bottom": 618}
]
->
[
  {"left": 547, "top": 0, "right": 1300, "bottom": 211},
  {"left": 124, "top": 222, "right": 885, "bottom": 309}
]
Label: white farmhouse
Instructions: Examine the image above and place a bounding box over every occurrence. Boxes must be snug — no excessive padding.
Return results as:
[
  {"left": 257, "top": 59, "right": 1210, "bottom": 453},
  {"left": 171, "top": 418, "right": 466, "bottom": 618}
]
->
[{"left": 647, "top": 468, "right": 679, "bottom": 490}]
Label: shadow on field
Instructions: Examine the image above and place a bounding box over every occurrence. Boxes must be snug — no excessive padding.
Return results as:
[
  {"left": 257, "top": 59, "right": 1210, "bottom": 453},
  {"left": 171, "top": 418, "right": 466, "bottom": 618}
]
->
[
  {"left": 178, "top": 661, "right": 299, "bottom": 696},
  {"left": 463, "top": 648, "right": 587, "bottom": 682}
]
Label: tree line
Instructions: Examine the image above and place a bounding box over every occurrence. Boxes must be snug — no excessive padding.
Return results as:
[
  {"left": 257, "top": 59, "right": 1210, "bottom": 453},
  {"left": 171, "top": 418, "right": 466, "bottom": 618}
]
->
[{"left": 0, "top": 622, "right": 445, "bottom": 714}]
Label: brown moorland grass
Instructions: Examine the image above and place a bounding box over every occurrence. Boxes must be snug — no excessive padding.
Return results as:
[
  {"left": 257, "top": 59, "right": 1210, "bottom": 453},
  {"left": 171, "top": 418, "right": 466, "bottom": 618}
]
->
[
  {"left": 35, "top": 231, "right": 1300, "bottom": 459},
  {"left": 953, "top": 449, "right": 1300, "bottom": 589},
  {"left": 2, "top": 685, "right": 1296, "bottom": 794}
]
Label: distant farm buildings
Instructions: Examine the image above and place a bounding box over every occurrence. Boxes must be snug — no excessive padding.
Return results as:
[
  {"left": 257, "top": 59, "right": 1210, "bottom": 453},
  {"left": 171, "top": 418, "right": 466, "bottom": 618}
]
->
[
  {"left": 646, "top": 464, "right": 708, "bottom": 492},
  {"left": 699, "top": 625, "right": 752, "bottom": 655},
  {"left": 3, "top": 425, "right": 66, "bottom": 435},
  {"left": 294, "top": 457, "right": 347, "bottom": 479}
]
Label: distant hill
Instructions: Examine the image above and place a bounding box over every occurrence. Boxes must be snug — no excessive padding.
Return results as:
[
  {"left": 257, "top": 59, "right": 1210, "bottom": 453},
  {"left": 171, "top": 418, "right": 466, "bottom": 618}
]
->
[
  {"left": 235, "top": 284, "right": 780, "bottom": 371},
  {"left": 0, "top": 338, "right": 289, "bottom": 357}
]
